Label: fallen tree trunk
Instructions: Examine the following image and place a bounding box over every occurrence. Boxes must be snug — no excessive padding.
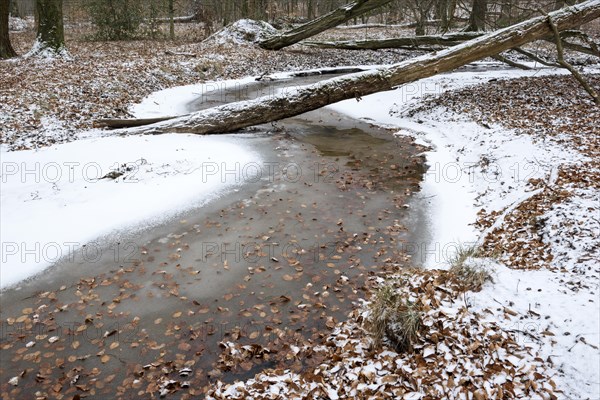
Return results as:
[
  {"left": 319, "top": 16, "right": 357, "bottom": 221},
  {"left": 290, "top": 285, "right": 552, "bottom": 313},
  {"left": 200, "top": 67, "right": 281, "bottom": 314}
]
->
[
  {"left": 96, "top": 116, "right": 176, "bottom": 129},
  {"left": 491, "top": 54, "right": 532, "bottom": 69},
  {"left": 335, "top": 19, "right": 445, "bottom": 29},
  {"left": 305, "top": 30, "right": 599, "bottom": 57},
  {"left": 157, "top": 15, "right": 198, "bottom": 23},
  {"left": 558, "top": 39, "right": 600, "bottom": 56},
  {"left": 512, "top": 47, "right": 559, "bottom": 67},
  {"left": 123, "top": 0, "right": 600, "bottom": 136},
  {"left": 304, "top": 32, "right": 483, "bottom": 50},
  {"left": 259, "top": 0, "right": 395, "bottom": 50}
]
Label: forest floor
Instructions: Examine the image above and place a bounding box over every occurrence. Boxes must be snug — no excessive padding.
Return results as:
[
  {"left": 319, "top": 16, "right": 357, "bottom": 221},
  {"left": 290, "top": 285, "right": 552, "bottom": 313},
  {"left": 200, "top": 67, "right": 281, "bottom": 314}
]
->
[
  {"left": 1, "top": 20, "right": 599, "bottom": 399},
  {"left": 209, "top": 70, "right": 600, "bottom": 399}
]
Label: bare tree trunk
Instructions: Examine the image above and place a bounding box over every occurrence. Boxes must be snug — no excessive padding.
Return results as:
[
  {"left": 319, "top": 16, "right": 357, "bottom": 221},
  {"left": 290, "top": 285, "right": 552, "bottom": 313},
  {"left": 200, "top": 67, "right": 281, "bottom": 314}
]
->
[
  {"left": 437, "top": 0, "right": 450, "bottom": 32},
  {"left": 1, "top": 0, "right": 17, "bottom": 59},
  {"left": 119, "top": 0, "right": 600, "bottom": 136},
  {"left": 307, "top": 0, "right": 315, "bottom": 19},
  {"left": 410, "top": 0, "right": 435, "bottom": 35},
  {"left": 466, "top": 0, "right": 487, "bottom": 31},
  {"left": 35, "top": 0, "right": 65, "bottom": 53},
  {"left": 169, "top": 0, "right": 175, "bottom": 40},
  {"left": 259, "top": 0, "right": 395, "bottom": 50},
  {"left": 448, "top": 0, "right": 457, "bottom": 27},
  {"left": 415, "top": 9, "right": 427, "bottom": 35},
  {"left": 499, "top": 0, "right": 513, "bottom": 27}
]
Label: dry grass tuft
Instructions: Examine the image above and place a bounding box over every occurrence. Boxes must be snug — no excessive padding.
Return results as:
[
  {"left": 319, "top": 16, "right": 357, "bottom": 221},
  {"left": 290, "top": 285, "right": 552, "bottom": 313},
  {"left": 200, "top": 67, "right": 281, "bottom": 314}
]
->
[
  {"left": 448, "top": 246, "right": 494, "bottom": 292},
  {"left": 366, "top": 284, "right": 422, "bottom": 353}
]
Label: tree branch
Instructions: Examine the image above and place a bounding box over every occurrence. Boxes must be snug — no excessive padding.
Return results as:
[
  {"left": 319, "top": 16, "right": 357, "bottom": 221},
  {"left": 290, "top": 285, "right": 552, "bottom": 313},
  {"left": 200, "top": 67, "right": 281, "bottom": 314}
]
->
[
  {"left": 548, "top": 15, "right": 599, "bottom": 105},
  {"left": 491, "top": 53, "right": 533, "bottom": 69},
  {"left": 511, "top": 47, "right": 560, "bottom": 67}
]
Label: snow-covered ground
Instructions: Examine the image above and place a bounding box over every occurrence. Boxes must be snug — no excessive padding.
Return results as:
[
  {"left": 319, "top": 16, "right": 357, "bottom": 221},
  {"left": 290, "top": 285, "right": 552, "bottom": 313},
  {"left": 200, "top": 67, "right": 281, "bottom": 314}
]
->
[
  {"left": 1, "top": 112, "right": 261, "bottom": 289},
  {"left": 205, "top": 64, "right": 598, "bottom": 399},
  {"left": 327, "top": 64, "right": 600, "bottom": 399},
  {"left": 1, "top": 61, "right": 598, "bottom": 397},
  {"left": 1, "top": 66, "right": 370, "bottom": 290},
  {"left": 0, "top": 66, "right": 373, "bottom": 289}
]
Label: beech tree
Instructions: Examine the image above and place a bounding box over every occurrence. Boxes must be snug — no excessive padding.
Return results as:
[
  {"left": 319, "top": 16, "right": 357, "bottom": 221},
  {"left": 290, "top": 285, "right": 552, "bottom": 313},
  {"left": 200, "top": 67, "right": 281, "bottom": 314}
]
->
[
  {"left": 34, "top": 0, "right": 66, "bottom": 53},
  {"left": 1, "top": 0, "right": 16, "bottom": 58},
  {"left": 466, "top": 0, "right": 488, "bottom": 31}
]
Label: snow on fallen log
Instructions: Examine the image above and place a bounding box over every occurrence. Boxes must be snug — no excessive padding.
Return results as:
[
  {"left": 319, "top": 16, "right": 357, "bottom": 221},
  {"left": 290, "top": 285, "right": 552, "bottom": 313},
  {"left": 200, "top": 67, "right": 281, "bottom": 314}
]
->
[
  {"left": 259, "top": 0, "right": 396, "bottom": 50},
  {"left": 303, "top": 32, "right": 483, "bottom": 50}
]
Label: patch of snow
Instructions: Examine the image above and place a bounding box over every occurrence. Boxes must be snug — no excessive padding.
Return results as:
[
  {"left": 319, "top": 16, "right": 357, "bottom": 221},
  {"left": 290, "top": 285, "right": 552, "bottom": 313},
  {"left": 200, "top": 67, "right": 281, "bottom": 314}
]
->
[
  {"left": 0, "top": 134, "right": 261, "bottom": 289},
  {"left": 131, "top": 76, "right": 258, "bottom": 118},
  {"left": 8, "top": 16, "right": 31, "bottom": 32},
  {"left": 205, "top": 19, "right": 277, "bottom": 46},
  {"left": 468, "top": 266, "right": 600, "bottom": 399},
  {"left": 24, "top": 40, "right": 72, "bottom": 60},
  {"left": 541, "top": 187, "right": 600, "bottom": 271}
]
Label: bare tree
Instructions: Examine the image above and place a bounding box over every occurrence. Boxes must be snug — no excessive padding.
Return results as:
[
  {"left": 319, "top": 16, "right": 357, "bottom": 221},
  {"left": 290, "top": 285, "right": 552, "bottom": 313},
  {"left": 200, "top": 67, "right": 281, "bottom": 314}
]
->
[
  {"left": 466, "top": 0, "right": 488, "bottom": 31},
  {"left": 406, "top": 0, "right": 437, "bottom": 35},
  {"left": 169, "top": 0, "right": 175, "bottom": 39},
  {"left": 35, "top": 0, "right": 66, "bottom": 53},
  {"left": 1, "top": 0, "right": 17, "bottom": 59}
]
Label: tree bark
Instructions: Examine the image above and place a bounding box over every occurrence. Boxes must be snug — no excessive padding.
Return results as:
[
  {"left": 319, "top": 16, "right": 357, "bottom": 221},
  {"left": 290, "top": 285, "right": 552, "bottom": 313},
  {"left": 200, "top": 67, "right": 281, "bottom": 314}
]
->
[
  {"left": 259, "top": 0, "right": 395, "bottom": 50},
  {"left": 96, "top": 116, "right": 176, "bottom": 129},
  {"left": 1, "top": 0, "right": 17, "bottom": 59},
  {"left": 168, "top": 0, "right": 175, "bottom": 40},
  {"left": 466, "top": 0, "right": 487, "bottom": 31},
  {"left": 304, "top": 32, "right": 483, "bottom": 50},
  {"left": 437, "top": 0, "right": 450, "bottom": 32},
  {"left": 35, "top": 0, "right": 65, "bottom": 53},
  {"left": 122, "top": 0, "right": 600, "bottom": 136}
]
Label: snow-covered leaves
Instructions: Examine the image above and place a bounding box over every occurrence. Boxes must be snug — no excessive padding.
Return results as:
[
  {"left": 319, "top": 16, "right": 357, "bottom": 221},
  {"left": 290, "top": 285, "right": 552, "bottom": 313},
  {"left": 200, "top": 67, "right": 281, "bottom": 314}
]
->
[
  {"left": 436, "top": 74, "right": 600, "bottom": 271},
  {"left": 208, "top": 270, "right": 558, "bottom": 399}
]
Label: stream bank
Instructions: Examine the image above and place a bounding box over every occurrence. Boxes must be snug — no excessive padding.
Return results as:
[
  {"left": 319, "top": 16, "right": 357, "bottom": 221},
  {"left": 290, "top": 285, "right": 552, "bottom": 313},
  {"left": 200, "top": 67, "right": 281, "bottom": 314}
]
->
[{"left": 0, "top": 74, "right": 426, "bottom": 398}]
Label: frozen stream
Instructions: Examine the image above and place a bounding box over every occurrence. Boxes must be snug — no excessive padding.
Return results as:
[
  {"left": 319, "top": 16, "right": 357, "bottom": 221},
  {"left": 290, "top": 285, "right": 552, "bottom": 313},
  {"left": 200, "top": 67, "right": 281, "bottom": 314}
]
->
[{"left": 0, "top": 72, "right": 426, "bottom": 397}]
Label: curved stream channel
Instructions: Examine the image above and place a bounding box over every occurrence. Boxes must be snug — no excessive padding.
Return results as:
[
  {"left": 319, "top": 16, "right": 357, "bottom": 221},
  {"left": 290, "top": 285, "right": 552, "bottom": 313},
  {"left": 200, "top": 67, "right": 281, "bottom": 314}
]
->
[{"left": 0, "top": 73, "right": 426, "bottom": 398}]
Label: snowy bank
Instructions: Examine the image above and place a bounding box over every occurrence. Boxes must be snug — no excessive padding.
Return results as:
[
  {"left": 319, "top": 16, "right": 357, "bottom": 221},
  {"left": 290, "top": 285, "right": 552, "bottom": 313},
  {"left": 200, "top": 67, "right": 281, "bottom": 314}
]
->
[
  {"left": 327, "top": 63, "right": 599, "bottom": 399},
  {"left": 326, "top": 64, "right": 588, "bottom": 267},
  {"left": 0, "top": 135, "right": 260, "bottom": 289},
  {"left": 0, "top": 74, "right": 281, "bottom": 289}
]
